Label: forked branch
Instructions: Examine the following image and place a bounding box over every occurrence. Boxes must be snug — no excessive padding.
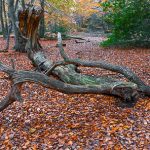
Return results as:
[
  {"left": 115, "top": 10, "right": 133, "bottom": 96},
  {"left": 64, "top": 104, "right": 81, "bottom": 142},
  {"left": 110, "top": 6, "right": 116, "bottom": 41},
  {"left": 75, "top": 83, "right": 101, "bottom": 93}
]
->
[
  {"left": 57, "top": 32, "right": 150, "bottom": 96},
  {"left": 0, "top": 32, "right": 149, "bottom": 112}
]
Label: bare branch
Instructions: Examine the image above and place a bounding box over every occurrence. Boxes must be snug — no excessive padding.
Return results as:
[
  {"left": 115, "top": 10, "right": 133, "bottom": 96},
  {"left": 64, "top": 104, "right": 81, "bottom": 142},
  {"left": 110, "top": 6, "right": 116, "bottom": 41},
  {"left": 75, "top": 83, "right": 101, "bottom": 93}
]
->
[
  {"left": 10, "top": 59, "right": 15, "bottom": 69},
  {"left": 13, "top": 70, "right": 139, "bottom": 100},
  {"left": 57, "top": 32, "right": 69, "bottom": 61},
  {"left": 0, "top": 83, "right": 23, "bottom": 112},
  {"left": 0, "top": 61, "right": 139, "bottom": 111},
  {"left": 57, "top": 33, "right": 150, "bottom": 95}
]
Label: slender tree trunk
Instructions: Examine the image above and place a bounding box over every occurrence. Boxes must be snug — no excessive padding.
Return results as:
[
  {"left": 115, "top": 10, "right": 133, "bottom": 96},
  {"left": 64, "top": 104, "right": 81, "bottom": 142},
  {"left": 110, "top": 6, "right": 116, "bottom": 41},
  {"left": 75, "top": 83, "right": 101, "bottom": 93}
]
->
[
  {"left": 7, "top": 0, "right": 20, "bottom": 49},
  {"left": 39, "top": 0, "right": 45, "bottom": 38},
  {"left": 7, "top": 0, "right": 27, "bottom": 52},
  {"left": 21, "top": 0, "right": 25, "bottom": 10},
  {"left": 0, "top": 0, "right": 6, "bottom": 38},
  {"left": 0, "top": 0, "right": 20, "bottom": 52},
  {"left": 3, "top": 0, "right": 8, "bottom": 38},
  {"left": 14, "top": 0, "right": 19, "bottom": 12}
]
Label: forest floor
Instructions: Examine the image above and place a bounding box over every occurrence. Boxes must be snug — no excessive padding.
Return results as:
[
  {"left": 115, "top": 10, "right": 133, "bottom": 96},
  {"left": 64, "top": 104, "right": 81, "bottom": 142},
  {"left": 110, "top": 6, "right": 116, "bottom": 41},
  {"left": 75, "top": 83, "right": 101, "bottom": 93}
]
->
[{"left": 0, "top": 33, "right": 150, "bottom": 149}]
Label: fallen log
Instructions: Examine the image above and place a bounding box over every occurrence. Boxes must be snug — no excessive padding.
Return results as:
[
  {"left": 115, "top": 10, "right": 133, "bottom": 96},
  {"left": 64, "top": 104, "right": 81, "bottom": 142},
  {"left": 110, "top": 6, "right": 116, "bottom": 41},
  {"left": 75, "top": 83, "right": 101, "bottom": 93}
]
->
[
  {"left": 0, "top": 4, "right": 150, "bottom": 112},
  {"left": 0, "top": 61, "right": 138, "bottom": 112},
  {"left": 1, "top": 32, "right": 150, "bottom": 112}
]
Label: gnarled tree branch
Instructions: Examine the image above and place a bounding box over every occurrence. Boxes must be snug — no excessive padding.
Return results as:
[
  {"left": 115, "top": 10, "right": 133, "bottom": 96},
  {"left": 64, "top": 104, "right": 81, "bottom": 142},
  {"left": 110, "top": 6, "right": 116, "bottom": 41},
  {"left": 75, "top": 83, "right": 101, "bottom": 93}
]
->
[
  {"left": 57, "top": 32, "right": 150, "bottom": 96},
  {"left": 0, "top": 62, "right": 139, "bottom": 112}
]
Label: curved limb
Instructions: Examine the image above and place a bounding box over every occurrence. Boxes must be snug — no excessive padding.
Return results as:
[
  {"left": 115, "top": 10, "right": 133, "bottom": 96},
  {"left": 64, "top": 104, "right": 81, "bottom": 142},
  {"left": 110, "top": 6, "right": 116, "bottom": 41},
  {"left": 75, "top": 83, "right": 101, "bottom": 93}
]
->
[{"left": 57, "top": 33, "right": 150, "bottom": 96}]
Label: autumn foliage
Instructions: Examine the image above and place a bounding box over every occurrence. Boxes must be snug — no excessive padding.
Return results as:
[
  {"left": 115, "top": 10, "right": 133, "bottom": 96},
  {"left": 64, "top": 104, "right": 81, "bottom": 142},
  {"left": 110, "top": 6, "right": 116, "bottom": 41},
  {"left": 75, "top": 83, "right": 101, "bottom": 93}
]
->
[{"left": 0, "top": 34, "right": 150, "bottom": 149}]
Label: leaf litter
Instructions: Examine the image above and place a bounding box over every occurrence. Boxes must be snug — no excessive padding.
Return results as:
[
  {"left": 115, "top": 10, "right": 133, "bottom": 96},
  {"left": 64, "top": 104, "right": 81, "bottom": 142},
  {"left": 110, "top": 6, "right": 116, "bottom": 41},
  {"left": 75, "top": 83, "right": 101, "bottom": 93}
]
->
[{"left": 0, "top": 35, "right": 149, "bottom": 149}]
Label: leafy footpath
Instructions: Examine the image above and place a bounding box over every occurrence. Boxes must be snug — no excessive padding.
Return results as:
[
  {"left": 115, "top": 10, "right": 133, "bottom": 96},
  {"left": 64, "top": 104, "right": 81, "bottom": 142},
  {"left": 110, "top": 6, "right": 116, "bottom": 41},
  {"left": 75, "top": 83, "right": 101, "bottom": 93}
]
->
[{"left": 0, "top": 36, "right": 149, "bottom": 149}]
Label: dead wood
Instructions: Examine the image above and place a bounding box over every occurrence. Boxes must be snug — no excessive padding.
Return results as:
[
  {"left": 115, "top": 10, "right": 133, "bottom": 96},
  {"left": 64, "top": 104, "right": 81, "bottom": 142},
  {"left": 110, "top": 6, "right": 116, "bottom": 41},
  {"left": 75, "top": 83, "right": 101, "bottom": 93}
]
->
[
  {"left": 1, "top": 31, "right": 150, "bottom": 112},
  {"left": 0, "top": 62, "right": 138, "bottom": 112},
  {"left": 75, "top": 39, "right": 90, "bottom": 43},
  {"left": 0, "top": 4, "right": 150, "bottom": 112}
]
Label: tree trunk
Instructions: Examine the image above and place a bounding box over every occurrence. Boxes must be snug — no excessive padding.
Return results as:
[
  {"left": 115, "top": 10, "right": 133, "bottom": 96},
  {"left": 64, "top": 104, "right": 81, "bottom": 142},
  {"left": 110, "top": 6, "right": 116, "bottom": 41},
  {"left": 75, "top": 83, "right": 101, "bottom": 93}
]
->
[
  {"left": 2, "top": 0, "right": 8, "bottom": 38},
  {"left": 14, "top": 0, "right": 19, "bottom": 12},
  {"left": 7, "top": 1, "right": 42, "bottom": 52},
  {"left": 0, "top": 0, "right": 6, "bottom": 38},
  {"left": 7, "top": 0, "right": 23, "bottom": 51},
  {"left": 18, "top": 5, "right": 43, "bottom": 52},
  {"left": 39, "top": 0, "right": 45, "bottom": 38}
]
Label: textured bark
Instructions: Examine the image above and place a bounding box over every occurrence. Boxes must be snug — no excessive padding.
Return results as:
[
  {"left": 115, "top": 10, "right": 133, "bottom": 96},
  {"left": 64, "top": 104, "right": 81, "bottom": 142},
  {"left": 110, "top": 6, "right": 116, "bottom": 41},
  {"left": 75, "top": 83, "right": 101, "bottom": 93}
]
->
[
  {"left": 14, "top": 0, "right": 19, "bottom": 12},
  {"left": 7, "top": 0, "right": 25, "bottom": 51},
  {"left": 7, "top": 1, "right": 43, "bottom": 52},
  {"left": 18, "top": 5, "right": 43, "bottom": 52},
  {"left": 39, "top": 0, "right": 45, "bottom": 38},
  {"left": 0, "top": 3, "right": 150, "bottom": 112},
  {"left": 21, "top": 0, "right": 25, "bottom": 10},
  {"left": 2, "top": 0, "right": 8, "bottom": 37},
  {"left": 0, "top": 62, "right": 138, "bottom": 112},
  {"left": 0, "top": 83, "right": 22, "bottom": 112},
  {"left": 0, "top": 31, "right": 150, "bottom": 112},
  {"left": 0, "top": 0, "right": 5, "bottom": 38},
  {"left": 0, "top": 0, "right": 20, "bottom": 52}
]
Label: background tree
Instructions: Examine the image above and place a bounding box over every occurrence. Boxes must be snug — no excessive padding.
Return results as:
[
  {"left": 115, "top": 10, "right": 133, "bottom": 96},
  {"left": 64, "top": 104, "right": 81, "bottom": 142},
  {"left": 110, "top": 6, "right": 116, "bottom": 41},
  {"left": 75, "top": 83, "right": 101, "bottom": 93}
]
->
[
  {"left": 0, "top": 0, "right": 8, "bottom": 39},
  {"left": 45, "top": 0, "right": 76, "bottom": 36},
  {"left": 101, "top": 0, "right": 150, "bottom": 47},
  {"left": 73, "top": 0, "right": 99, "bottom": 29},
  {"left": 0, "top": 0, "right": 5, "bottom": 38},
  {"left": 39, "top": 0, "right": 45, "bottom": 38}
]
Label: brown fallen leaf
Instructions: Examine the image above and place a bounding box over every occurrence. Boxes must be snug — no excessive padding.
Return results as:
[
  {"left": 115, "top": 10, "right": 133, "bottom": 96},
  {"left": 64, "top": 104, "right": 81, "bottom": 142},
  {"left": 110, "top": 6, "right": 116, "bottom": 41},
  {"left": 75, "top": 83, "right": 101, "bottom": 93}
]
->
[{"left": 30, "top": 128, "right": 36, "bottom": 134}]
